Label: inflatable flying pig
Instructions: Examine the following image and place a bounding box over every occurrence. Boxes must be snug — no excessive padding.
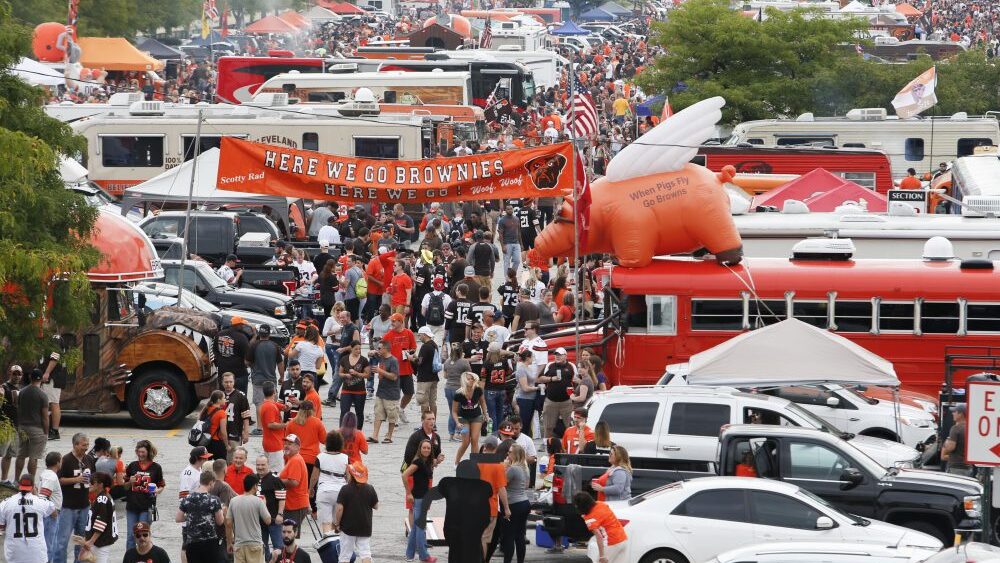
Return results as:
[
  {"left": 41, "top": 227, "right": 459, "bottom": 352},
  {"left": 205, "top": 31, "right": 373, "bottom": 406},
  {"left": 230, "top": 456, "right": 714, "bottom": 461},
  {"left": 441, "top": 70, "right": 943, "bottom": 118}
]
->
[{"left": 526, "top": 96, "right": 743, "bottom": 269}]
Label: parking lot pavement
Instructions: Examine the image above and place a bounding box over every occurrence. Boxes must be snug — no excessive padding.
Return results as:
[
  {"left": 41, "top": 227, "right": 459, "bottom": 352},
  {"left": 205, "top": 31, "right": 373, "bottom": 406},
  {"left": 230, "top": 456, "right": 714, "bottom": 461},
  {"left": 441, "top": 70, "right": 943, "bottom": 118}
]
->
[{"left": 29, "top": 388, "right": 590, "bottom": 563}]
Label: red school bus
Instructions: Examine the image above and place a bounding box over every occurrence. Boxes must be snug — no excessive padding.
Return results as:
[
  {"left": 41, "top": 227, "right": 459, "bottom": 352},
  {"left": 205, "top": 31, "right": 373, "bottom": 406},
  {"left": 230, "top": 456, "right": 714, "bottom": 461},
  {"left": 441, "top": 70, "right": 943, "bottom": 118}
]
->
[
  {"left": 694, "top": 145, "right": 895, "bottom": 195},
  {"left": 542, "top": 255, "right": 1000, "bottom": 397},
  {"left": 215, "top": 56, "right": 325, "bottom": 104}
]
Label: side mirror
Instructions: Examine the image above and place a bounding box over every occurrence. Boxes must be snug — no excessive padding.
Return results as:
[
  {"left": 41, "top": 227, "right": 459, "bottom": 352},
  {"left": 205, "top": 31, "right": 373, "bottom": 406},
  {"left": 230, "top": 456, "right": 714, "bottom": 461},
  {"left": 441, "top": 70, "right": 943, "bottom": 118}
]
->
[
  {"left": 839, "top": 468, "right": 864, "bottom": 490},
  {"left": 815, "top": 516, "right": 835, "bottom": 530},
  {"left": 195, "top": 287, "right": 209, "bottom": 297},
  {"left": 826, "top": 397, "right": 840, "bottom": 407}
]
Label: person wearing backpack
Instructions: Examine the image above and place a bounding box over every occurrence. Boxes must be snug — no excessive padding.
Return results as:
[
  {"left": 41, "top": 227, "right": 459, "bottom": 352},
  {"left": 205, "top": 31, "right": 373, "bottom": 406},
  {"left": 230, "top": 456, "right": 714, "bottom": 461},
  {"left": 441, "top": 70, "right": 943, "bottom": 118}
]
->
[
  {"left": 412, "top": 326, "right": 442, "bottom": 418},
  {"left": 344, "top": 255, "right": 366, "bottom": 322},
  {"left": 197, "top": 391, "right": 230, "bottom": 460},
  {"left": 420, "top": 275, "right": 452, "bottom": 347}
]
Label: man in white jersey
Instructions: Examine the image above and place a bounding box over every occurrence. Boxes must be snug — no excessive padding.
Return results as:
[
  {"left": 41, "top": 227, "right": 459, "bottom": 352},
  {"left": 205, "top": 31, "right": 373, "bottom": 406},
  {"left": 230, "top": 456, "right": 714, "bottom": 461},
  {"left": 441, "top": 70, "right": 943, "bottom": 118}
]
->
[
  {"left": 37, "top": 452, "right": 63, "bottom": 562},
  {"left": 179, "top": 446, "right": 213, "bottom": 500},
  {"left": 0, "top": 474, "right": 56, "bottom": 563}
]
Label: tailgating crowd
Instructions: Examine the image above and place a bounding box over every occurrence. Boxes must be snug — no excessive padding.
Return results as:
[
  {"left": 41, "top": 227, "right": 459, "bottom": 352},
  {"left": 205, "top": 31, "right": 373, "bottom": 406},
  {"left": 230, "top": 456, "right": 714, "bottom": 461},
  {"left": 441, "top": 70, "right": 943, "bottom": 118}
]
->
[{"left": 923, "top": 0, "right": 1000, "bottom": 51}]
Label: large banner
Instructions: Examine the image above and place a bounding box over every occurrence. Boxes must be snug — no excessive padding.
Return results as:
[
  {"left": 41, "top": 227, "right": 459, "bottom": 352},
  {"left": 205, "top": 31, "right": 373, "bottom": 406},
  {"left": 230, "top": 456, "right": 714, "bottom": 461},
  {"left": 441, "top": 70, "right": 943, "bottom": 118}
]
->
[{"left": 216, "top": 137, "right": 574, "bottom": 204}]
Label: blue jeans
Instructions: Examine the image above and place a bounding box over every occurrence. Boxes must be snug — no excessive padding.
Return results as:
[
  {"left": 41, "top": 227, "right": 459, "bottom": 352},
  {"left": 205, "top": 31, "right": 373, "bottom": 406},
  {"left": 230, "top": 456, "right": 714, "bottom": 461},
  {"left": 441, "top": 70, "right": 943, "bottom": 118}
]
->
[
  {"left": 44, "top": 513, "right": 58, "bottom": 562},
  {"left": 55, "top": 506, "right": 90, "bottom": 563},
  {"left": 367, "top": 357, "right": 380, "bottom": 395},
  {"left": 262, "top": 522, "right": 282, "bottom": 553},
  {"left": 444, "top": 388, "right": 458, "bottom": 436},
  {"left": 503, "top": 243, "right": 522, "bottom": 273},
  {"left": 485, "top": 389, "right": 507, "bottom": 434},
  {"left": 326, "top": 344, "right": 341, "bottom": 401},
  {"left": 406, "top": 497, "right": 431, "bottom": 560},
  {"left": 126, "top": 509, "right": 151, "bottom": 550}
]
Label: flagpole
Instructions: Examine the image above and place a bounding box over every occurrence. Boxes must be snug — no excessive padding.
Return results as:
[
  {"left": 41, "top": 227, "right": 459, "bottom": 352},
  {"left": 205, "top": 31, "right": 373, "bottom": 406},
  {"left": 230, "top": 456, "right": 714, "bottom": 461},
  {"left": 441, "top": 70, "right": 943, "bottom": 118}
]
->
[{"left": 568, "top": 54, "right": 581, "bottom": 358}]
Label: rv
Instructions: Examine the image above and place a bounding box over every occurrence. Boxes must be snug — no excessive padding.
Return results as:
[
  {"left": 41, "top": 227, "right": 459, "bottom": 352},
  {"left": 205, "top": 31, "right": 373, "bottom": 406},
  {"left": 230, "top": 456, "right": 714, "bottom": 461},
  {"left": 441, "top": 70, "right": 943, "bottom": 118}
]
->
[
  {"left": 257, "top": 70, "right": 474, "bottom": 106},
  {"left": 444, "top": 48, "right": 567, "bottom": 88},
  {"left": 726, "top": 108, "right": 1000, "bottom": 178},
  {"left": 71, "top": 100, "right": 431, "bottom": 195}
]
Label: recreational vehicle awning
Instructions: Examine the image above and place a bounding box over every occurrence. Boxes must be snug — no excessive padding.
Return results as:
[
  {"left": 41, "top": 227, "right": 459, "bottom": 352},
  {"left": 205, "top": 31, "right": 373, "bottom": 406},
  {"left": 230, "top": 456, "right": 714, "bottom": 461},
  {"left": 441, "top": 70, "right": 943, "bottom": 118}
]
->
[{"left": 686, "top": 318, "right": 899, "bottom": 387}]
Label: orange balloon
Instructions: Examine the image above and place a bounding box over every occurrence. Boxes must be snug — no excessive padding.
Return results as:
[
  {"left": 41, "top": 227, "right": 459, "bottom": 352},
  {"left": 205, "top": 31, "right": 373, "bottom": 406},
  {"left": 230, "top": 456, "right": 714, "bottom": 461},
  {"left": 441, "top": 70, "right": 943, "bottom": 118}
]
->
[
  {"left": 32, "top": 22, "right": 67, "bottom": 63},
  {"left": 79, "top": 68, "right": 92, "bottom": 80},
  {"left": 527, "top": 165, "right": 743, "bottom": 268}
]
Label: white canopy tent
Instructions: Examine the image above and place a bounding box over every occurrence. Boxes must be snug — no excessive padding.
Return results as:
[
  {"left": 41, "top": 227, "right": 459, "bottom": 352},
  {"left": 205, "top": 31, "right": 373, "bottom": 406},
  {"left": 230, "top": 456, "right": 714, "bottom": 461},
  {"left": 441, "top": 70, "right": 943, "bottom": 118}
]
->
[
  {"left": 305, "top": 6, "right": 342, "bottom": 22},
  {"left": 686, "top": 318, "right": 899, "bottom": 387},
  {"left": 121, "top": 148, "right": 289, "bottom": 218},
  {"left": 840, "top": 1, "right": 871, "bottom": 12},
  {"left": 14, "top": 57, "right": 65, "bottom": 87}
]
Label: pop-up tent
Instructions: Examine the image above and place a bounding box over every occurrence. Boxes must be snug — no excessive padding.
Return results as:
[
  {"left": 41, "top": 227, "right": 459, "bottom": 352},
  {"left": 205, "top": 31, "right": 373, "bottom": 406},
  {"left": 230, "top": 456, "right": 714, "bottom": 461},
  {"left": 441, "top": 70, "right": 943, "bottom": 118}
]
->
[
  {"left": 77, "top": 37, "right": 165, "bottom": 71},
  {"left": 550, "top": 19, "right": 590, "bottom": 35},
  {"left": 279, "top": 10, "right": 311, "bottom": 29},
  {"left": 579, "top": 7, "right": 617, "bottom": 21},
  {"left": 245, "top": 15, "right": 301, "bottom": 34},
  {"left": 686, "top": 318, "right": 899, "bottom": 387},
  {"left": 122, "top": 148, "right": 288, "bottom": 215},
  {"left": 305, "top": 5, "right": 342, "bottom": 22},
  {"left": 136, "top": 38, "right": 185, "bottom": 61}
]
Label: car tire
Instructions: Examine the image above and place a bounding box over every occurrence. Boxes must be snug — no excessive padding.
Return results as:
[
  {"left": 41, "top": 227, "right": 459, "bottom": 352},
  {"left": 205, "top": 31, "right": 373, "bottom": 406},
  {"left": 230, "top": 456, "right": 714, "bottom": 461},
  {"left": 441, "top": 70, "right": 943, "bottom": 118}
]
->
[
  {"left": 640, "top": 549, "right": 689, "bottom": 563},
  {"left": 126, "top": 369, "right": 191, "bottom": 429},
  {"left": 903, "top": 519, "right": 950, "bottom": 545},
  {"left": 860, "top": 428, "right": 899, "bottom": 442}
]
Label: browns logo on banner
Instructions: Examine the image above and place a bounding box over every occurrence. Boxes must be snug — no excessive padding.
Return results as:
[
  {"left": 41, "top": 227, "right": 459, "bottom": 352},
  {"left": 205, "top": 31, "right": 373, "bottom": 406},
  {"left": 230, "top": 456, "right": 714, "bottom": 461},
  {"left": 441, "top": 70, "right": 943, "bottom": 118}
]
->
[{"left": 216, "top": 137, "right": 574, "bottom": 204}]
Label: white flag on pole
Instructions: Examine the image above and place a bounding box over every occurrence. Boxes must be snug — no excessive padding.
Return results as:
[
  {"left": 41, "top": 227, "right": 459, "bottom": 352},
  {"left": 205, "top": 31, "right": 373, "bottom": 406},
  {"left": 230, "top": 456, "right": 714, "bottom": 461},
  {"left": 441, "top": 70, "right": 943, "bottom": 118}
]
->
[{"left": 891, "top": 66, "right": 937, "bottom": 119}]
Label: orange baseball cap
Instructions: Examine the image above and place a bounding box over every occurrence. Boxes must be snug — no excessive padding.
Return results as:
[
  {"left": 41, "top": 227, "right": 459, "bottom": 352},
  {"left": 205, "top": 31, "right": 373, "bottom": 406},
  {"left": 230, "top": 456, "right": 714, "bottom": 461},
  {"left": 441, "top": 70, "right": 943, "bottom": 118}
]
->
[
  {"left": 348, "top": 462, "right": 368, "bottom": 484},
  {"left": 389, "top": 313, "right": 405, "bottom": 322}
]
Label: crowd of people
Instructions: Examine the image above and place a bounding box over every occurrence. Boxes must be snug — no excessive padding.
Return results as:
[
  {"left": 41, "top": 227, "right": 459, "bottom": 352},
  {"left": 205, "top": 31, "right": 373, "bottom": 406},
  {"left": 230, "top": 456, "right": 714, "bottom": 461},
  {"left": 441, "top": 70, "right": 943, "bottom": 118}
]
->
[{"left": 923, "top": 0, "right": 1000, "bottom": 50}]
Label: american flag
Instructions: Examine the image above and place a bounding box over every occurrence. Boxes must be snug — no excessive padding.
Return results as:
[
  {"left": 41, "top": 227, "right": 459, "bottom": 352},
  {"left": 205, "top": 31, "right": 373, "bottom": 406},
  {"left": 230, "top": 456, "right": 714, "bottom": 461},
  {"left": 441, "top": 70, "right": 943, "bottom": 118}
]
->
[
  {"left": 204, "top": 0, "right": 219, "bottom": 20},
  {"left": 574, "top": 148, "right": 593, "bottom": 239},
  {"left": 569, "top": 82, "right": 598, "bottom": 139},
  {"left": 480, "top": 16, "right": 492, "bottom": 49}
]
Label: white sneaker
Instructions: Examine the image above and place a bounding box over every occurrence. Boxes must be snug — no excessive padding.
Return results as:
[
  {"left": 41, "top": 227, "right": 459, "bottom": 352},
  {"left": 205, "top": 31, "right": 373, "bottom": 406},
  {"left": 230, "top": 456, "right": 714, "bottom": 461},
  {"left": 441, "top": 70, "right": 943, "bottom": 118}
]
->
[{"left": 399, "top": 410, "right": 410, "bottom": 424}]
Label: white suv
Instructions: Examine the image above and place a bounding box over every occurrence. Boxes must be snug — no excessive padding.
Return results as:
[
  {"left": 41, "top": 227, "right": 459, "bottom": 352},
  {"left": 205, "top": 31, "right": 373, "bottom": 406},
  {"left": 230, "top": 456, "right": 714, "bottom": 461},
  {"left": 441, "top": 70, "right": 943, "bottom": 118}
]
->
[{"left": 586, "top": 385, "right": 920, "bottom": 468}]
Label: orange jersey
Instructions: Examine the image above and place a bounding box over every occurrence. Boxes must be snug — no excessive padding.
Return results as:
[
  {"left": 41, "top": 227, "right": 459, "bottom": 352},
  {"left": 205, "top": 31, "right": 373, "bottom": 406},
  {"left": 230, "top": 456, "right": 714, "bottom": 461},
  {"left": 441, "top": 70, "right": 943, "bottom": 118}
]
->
[{"left": 583, "top": 501, "right": 627, "bottom": 547}]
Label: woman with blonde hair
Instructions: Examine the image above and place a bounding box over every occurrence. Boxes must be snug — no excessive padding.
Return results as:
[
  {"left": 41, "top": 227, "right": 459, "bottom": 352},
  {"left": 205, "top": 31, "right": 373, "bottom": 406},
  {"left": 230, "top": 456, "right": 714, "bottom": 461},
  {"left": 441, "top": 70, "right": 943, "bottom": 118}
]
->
[
  {"left": 592, "top": 445, "right": 633, "bottom": 501},
  {"left": 451, "top": 371, "right": 487, "bottom": 463},
  {"left": 502, "top": 444, "right": 531, "bottom": 563}
]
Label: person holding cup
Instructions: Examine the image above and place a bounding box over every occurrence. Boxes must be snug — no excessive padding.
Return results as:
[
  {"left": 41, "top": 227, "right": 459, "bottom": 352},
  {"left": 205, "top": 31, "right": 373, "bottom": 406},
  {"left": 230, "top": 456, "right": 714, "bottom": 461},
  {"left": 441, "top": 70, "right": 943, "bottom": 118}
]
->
[{"left": 123, "top": 440, "right": 165, "bottom": 551}]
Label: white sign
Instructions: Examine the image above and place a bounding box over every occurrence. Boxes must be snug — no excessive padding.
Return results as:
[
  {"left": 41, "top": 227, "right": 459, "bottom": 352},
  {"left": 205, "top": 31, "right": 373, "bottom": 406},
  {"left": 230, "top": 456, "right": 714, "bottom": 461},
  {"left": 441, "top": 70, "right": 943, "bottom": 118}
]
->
[
  {"left": 887, "top": 189, "right": 928, "bottom": 214},
  {"left": 965, "top": 381, "right": 1000, "bottom": 466}
]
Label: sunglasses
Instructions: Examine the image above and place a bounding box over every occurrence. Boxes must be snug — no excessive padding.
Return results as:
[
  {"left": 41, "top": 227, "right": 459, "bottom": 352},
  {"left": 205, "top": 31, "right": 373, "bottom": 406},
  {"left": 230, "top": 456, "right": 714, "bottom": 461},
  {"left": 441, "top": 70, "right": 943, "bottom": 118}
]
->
[{"left": 134, "top": 532, "right": 150, "bottom": 538}]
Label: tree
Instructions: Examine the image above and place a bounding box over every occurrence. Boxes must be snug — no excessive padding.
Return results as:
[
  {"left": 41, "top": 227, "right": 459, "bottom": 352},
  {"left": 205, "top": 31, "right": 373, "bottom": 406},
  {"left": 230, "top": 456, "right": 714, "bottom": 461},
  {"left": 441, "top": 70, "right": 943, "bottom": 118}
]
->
[
  {"left": 637, "top": 0, "right": 868, "bottom": 124},
  {"left": 0, "top": 2, "right": 99, "bottom": 369},
  {"left": 11, "top": 0, "right": 200, "bottom": 39}
]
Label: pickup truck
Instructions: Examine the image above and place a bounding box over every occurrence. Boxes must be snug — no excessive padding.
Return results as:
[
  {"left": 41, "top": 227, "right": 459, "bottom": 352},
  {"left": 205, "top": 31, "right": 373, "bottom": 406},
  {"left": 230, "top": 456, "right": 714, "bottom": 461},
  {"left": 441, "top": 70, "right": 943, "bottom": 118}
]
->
[
  {"left": 160, "top": 260, "right": 297, "bottom": 328},
  {"left": 544, "top": 424, "right": 983, "bottom": 546}
]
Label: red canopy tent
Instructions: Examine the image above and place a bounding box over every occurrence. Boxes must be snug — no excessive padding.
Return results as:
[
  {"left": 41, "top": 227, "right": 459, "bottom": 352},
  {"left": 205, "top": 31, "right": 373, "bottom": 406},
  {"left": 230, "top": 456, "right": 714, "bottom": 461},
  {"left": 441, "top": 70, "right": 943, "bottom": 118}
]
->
[
  {"left": 244, "top": 15, "right": 301, "bottom": 34},
  {"left": 752, "top": 168, "right": 888, "bottom": 212},
  {"left": 279, "top": 10, "right": 311, "bottom": 28},
  {"left": 895, "top": 3, "right": 923, "bottom": 17},
  {"left": 318, "top": 1, "right": 366, "bottom": 14}
]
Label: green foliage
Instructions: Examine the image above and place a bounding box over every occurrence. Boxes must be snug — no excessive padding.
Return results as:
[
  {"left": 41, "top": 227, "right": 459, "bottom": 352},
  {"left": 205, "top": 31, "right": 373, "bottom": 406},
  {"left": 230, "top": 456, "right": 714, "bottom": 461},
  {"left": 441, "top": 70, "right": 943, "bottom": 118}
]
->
[
  {"left": 11, "top": 0, "right": 200, "bottom": 38},
  {"left": 0, "top": 2, "right": 99, "bottom": 366}
]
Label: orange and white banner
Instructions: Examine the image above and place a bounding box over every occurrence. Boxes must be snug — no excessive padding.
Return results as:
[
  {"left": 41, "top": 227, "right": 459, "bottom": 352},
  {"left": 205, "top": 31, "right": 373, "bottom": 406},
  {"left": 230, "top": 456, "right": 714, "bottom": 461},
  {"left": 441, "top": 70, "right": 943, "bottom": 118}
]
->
[
  {"left": 892, "top": 66, "right": 937, "bottom": 119},
  {"left": 216, "top": 137, "right": 574, "bottom": 204}
]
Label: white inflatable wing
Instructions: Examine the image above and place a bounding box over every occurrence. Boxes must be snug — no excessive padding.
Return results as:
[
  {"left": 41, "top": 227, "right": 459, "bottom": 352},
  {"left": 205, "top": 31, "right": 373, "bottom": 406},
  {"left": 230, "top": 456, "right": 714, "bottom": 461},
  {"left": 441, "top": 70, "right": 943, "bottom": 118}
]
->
[{"left": 605, "top": 96, "right": 726, "bottom": 183}]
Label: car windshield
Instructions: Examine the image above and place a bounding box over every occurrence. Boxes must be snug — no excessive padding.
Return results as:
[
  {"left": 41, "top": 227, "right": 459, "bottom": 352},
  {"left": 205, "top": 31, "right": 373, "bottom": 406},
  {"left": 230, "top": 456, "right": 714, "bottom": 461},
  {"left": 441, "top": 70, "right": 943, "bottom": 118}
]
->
[
  {"left": 196, "top": 262, "right": 230, "bottom": 289},
  {"left": 796, "top": 488, "right": 869, "bottom": 526},
  {"left": 839, "top": 385, "right": 879, "bottom": 406},
  {"left": 138, "top": 284, "right": 220, "bottom": 312}
]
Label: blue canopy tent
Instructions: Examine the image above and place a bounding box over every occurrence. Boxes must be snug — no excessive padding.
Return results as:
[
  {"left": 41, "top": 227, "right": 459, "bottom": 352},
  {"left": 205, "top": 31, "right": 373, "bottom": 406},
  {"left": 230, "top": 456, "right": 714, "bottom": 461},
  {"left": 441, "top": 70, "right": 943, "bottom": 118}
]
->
[
  {"left": 580, "top": 7, "right": 618, "bottom": 20},
  {"left": 550, "top": 19, "right": 590, "bottom": 35},
  {"left": 635, "top": 95, "right": 665, "bottom": 118}
]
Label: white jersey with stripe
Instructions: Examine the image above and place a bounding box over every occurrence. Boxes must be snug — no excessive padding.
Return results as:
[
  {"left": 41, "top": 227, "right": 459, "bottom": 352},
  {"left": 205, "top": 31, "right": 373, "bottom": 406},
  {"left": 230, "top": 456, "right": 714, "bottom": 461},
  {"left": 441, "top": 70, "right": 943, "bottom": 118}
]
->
[{"left": 0, "top": 492, "right": 55, "bottom": 563}]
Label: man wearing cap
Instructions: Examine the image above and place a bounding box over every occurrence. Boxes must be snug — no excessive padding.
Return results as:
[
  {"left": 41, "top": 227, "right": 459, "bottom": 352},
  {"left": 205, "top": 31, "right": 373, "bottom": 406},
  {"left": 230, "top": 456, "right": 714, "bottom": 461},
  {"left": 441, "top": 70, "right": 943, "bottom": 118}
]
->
[
  {"left": 278, "top": 434, "right": 310, "bottom": 533},
  {"left": 247, "top": 324, "right": 284, "bottom": 421},
  {"left": 563, "top": 407, "right": 595, "bottom": 454},
  {"left": 384, "top": 312, "right": 417, "bottom": 422},
  {"left": 538, "top": 347, "right": 578, "bottom": 440},
  {"left": 335, "top": 461, "right": 379, "bottom": 563},
  {"left": 0, "top": 474, "right": 57, "bottom": 563},
  {"left": 216, "top": 317, "right": 252, "bottom": 395},
  {"left": 453, "top": 265, "right": 481, "bottom": 306},
  {"left": 413, "top": 326, "right": 441, "bottom": 417},
  {"left": 312, "top": 240, "right": 334, "bottom": 277},
  {"left": 15, "top": 368, "right": 49, "bottom": 479},
  {"left": 122, "top": 521, "right": 169, "bottom": 563},
  {"left": 943, "top": 404, "right": 972, "bottom": 476},
  {"left": 0, "top": 365, "right": 21, "bottom": 485},
  {"left": 179, "top": 447, "right": 214, "bottom": 501},
  {"left": 318, "top": 214, "right": 342, "bottom": 247},
  {"left": 217, "top": 254, "right": 243, "bottom": 285}
]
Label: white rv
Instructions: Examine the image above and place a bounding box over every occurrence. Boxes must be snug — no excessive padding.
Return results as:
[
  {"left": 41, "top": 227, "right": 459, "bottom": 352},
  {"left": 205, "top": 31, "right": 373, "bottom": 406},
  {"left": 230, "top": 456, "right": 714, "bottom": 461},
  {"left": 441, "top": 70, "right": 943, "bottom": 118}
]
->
[
  {"left": 726, "top": 108, "right": 1000, "bottom": 178},
  {"left": 445, "top": 47, "right": 567, "bottom": 88}
]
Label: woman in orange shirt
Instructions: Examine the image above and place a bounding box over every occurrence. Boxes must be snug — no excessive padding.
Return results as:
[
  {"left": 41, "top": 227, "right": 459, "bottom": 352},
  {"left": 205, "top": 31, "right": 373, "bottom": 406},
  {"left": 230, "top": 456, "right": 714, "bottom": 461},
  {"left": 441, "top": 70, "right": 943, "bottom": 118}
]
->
[
  {"left": 339, "top": 411, "right": 369, "bottom": 465},
  {"left": 200, "top": 390, "right": 229, "bottom": 461},
  {"left": 573, "top": 491, "right": 629, "bottom": 563},
  {"left": 285, "top": 400, "right": 328, "bottom": 477}
]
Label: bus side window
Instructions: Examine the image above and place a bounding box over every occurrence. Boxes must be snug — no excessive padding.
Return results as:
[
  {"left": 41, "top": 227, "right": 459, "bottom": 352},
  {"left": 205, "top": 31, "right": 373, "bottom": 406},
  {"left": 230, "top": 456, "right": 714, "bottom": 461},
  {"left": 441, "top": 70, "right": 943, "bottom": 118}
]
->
[
  {"left": 691, "top": 299, "right": 743, "bottom": 331},
  {"left": 646, "top": 296, "right": 677, "bottom": 335},
  {"left": 967, "top": 303, "right": 1000, "bottom": 333},
  {"left": 879, "top": 301, "right": 914, "bottom": 332},
  {"left": 749, "top": 300, "right": 786, "bottom": 328},
  {"left": 833, "top": 301, "right": 872, "bottom": 332},
  {"left": 101, "top": 135, "right": 164, "bottom": 167},
  {"left": 792, "top": 301, "right": 828, "bottom": 328},
  {"left": 921, "top": 302, "right": 960, "bottom": 334}
]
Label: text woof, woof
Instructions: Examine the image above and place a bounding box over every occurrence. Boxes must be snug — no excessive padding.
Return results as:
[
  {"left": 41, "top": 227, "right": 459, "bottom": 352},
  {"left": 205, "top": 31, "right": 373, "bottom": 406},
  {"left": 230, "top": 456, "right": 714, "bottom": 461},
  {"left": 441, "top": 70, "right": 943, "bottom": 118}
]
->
[{"left": 263, "top": 149, "right": 506, "bottom": 185}]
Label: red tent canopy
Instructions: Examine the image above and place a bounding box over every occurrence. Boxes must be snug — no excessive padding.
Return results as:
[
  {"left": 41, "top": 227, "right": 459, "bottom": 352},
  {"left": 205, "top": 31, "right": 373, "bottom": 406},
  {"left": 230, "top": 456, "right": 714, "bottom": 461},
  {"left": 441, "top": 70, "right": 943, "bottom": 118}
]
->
[
  {"left": 279, "top": 10, "right": 311, "bottom": 28},
  {"left": 753, "top": 168, "right": 888, "bottom": 212},
  {"left": 895, "top": 3, "right": 923, "bottom": 17},
  {"left": 319, "top": 1, "right": 366, "bottom": 14},
  {"left": 245, "top": 15, "right": 300, "bottom": 34}
]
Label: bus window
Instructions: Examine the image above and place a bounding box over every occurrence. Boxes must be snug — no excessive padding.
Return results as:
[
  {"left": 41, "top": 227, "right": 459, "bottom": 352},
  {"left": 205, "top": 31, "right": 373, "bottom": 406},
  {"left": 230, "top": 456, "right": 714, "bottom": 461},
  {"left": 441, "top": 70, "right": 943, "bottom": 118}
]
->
[
  {"left": 303, "top": 133, "right": 319, "bottom": 151},
  {"left": 749, "top": 300, "right": 786, "bottom": 327},
  {"left": 834, "top": 301, "right": 872, "bottom": 332},
  {"left": 842, "top": 143, "right": 866, "bottom": 148},
  {"left": 920, "top": 302, "right": 960, "bottom": 334},
  {"left": 776, "top": 137, "right": 834, "bottom": 147},
  {"left": 904, "top": 138, "right": 925, "bottom": 161},
  {"left": 747, "top": 139, "right": 764, "bottom": 145},
  {"left": 101, "top": 135, "right": 164, "bottom": 167},
  {"left": 691, "top": 299, "right": 743, "bottom": 331},
  {"left": 967, "top": 303, "right": 1000, "bottom": 333},
  {"left": 355, "top": 137, "right": 400, "bottom": 159},
  {"left": 646, "top": 296, "right": 677, "bottom": 335},
  {"left": 306, "top": 91, "right": 345, "bottom": 103},
  {"left": 183, "top": 135, "right": 224, "bottom": 161},
  {"left": 879, "top": 301, "right": 915, "bottom": 332},
  {"left": 792, "top": 301, "right": 828, "bottom": 328},
  {"left": 958, "top": 138, "right": 993, "bottom": 157}
]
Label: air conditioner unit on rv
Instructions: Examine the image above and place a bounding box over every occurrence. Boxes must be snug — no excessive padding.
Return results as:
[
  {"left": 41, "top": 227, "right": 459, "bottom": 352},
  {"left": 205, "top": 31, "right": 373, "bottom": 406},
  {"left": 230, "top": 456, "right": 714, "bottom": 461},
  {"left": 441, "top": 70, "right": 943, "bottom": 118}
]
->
[
  {"left": 109, "top": 92, "right": 144, "bottom": 106},
  {"left": 129, "top": 101, "right": 165, "bottom": 116},
  {"left": 846, "top": 108, "right": 887, "bottom": 121},
  {"left": 961, "top": 195, "right": 1000, "bottom": 218},
  {"left": 791, "top": 238, "right": 856, "bottom": 261},
  {"left": 247, "top": 93, "right": 289, "bottom": 107}
]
